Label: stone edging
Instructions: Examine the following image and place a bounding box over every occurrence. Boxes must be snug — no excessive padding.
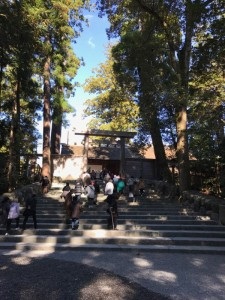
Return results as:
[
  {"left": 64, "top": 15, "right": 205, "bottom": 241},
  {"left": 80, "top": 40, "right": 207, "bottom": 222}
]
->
[{"left": 182, "top": 190, "right": 225, "bottom": 225}]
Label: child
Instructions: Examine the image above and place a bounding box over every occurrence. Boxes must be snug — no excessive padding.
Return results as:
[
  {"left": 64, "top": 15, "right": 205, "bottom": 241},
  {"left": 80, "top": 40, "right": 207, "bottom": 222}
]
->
[{"left": 6, "top": 198, "right": 20, "bottom": 235}]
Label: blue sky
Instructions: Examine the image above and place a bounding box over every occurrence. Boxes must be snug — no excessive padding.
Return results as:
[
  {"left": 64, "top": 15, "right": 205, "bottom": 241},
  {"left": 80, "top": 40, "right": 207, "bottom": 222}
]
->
[{"left": 61, "top": 11, "right": 112, "bottom": 144}]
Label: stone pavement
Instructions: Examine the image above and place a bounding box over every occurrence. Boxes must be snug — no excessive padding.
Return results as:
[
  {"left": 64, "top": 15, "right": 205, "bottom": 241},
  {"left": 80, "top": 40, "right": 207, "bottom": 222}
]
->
[
  {"left": 1, "top": 249, "right": 225, "bottom": 300},
  {"left": 1, "top": 183, "right": 225, "bottom": 299}
]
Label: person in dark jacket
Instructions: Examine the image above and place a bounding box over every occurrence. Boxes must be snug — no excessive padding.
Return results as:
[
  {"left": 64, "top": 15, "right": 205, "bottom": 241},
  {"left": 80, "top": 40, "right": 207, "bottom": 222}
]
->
[
  {"left": 60, "top": 182, "right": 71, "bottom": 200},
  {"left": 41, "top": 175, "right": 49, "bottom": 195},
  {"left": 22, "top": 188, "right": 37, "bottom": 230},
  {"left": 62, "top": 182, "right": 71, "bottom": 192},
  {"left": 0, "top": 196, "right": 10, "bottom": 228},
  {"left": 106, "top": 193, "right": 118, "bottom": 230}
]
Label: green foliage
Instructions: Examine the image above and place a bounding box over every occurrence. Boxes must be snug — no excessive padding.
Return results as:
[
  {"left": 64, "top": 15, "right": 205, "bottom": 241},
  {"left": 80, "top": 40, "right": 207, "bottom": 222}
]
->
[
  {"left": 95, "top": 0, "right": 225, "bottom": 191},
  {"left": 83, "top": 46, "right": 139, "bottom": 132},
  {"left": 0, "top": 0, "right": 90, "bottom": 188}
]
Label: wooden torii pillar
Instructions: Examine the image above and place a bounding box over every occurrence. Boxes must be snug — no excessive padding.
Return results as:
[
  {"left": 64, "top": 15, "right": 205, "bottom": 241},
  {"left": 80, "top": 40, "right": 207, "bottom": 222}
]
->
[{"left": 75, "top": 129, "right": 136, "bottom": 176}]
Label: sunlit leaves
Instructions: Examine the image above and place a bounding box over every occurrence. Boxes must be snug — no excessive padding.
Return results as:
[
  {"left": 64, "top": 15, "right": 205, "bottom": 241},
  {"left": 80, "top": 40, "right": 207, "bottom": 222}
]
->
[{"left": 83, "top": 46, "right": 139, "bottom": 132}]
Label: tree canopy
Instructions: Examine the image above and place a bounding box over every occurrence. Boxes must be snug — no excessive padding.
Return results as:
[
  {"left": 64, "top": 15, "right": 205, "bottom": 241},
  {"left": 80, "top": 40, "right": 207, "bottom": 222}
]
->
[{"left": 1, "top": 0, "right": 225, "bottom": 195}]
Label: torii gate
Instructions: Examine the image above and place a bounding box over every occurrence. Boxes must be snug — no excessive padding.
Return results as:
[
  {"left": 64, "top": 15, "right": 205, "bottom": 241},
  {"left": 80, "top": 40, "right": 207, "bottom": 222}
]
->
[{"left": 75, "top": 129, "right": 136, "bottom": 176}]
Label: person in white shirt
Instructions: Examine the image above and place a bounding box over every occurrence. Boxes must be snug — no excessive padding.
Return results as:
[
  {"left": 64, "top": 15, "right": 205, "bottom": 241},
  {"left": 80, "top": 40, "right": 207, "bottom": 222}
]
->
[
  {"left": 105, "top": 179, "right": 114, "bottom": 195},
  {"left": 85, "top": 178, "right": 96, "bottom": 207}
]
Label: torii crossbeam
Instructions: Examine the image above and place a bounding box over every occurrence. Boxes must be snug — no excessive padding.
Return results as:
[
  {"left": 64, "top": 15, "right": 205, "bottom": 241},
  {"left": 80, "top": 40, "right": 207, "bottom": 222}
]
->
[{"left": 75, "top": 130, "right": 136, "bottom": 175}]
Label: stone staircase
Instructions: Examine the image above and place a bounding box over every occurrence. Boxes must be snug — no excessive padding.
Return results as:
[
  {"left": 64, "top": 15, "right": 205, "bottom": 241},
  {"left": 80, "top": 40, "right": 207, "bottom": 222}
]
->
[{"left": 1, "top": 184, "right": 225, "bottom": 254}]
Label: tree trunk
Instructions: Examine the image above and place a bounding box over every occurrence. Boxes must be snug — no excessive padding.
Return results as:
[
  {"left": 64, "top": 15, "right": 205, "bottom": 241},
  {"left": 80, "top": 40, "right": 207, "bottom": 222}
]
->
[
  {"left": 42, "top": 57, "right": 51, "bottom": 181},
  {"left": 8, "top": 80, "right": 20, "bottom": 191},
  {"left": 51, "top": 122, "right": 62, "bottom": 154},
  {"left": 136, "top": 0, "right": 194, "bottom": 192},
  {"left": 149, "top": 113, "right": 173, "bottom": 183},
  {"left": 51, "top": 111, "right": 62, "bottom": 154},
  {"left": 176, "top": 104, "right": 190, "bottom": 191},
  {"left": 139, "top": 62, "right": 172, "bottom": 183},
  {"left": 175, "top": 3, "right": 194, "bottom": 192}
]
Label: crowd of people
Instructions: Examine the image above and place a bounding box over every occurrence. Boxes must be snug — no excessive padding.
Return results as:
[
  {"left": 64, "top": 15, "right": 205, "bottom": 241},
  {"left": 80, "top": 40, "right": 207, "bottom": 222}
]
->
[
  {"left": 0, "top": 168, "right": 147, "bottom": 234},
  {"left": 0, "top": 186, "right": 37, "bottom": 236},
  {"left": 59, "top": 169, "right": 147, "bottom": 231}
]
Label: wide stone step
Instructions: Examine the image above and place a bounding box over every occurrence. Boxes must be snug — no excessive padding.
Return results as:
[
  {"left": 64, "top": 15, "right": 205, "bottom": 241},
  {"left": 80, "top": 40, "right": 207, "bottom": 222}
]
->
[
  {"left": 36, "top": 201, "right": 184, "bottom": 206},
  {"left": 2, "top": 241, "right": 225, "bottom": 254},
  {"left": 1, "top": 235, "right": 225, "bottom": 254},
  {"left": 33, "top": 214, "right": 199, "bottom": 221},
  {"left": 7, "top": 218, "right": 217, "bottom": 227},
  {"left": 35, "top": 210, "right": 195, "bottom": 217},
  {"left": 2, "top": 223, "right": 224, "bottom": 233},
  {"left": 79, "top": 214, "right": 199, "bottom": 220},
  {"left": 2, "top": 186, "right": 224, "bottom": 254},
  {"left": 35, "top": 203, "right": 190, "bottom": 208},
  {"left": 11, "top": 218, "right": 216, "bottom": 226},
  {"left": 35, "top": 207, "right": 187, "bottom": 214},
  {"left": 1, "top": 234, "right": 225, "bottom": 245},
  {"left": 1, "top": 229, "right": 225, "bottom": 239},
  {"left": 79, "top": 219, "right": 217, "bottom": 225},
  {"left": 81, "top": 224, "right": 225, "bottom": 231}
]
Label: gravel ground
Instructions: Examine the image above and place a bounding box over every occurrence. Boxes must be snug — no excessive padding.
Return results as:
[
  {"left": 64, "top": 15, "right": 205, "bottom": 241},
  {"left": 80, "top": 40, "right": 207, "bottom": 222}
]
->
[
  {"left": 0, "top": 253, "right": 170, "bottom": 300},
  {"left": 2, "top": 186, "right": 225, "bottom": 299},
  {"left": 1, "top": 250, "right": 225, "bottom": 300}
]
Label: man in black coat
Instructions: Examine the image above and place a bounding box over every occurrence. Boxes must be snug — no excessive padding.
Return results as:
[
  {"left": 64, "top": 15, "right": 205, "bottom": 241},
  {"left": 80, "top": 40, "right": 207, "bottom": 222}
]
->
[{"left": 106, "top": 193, "right": 118, "bottom": 230}]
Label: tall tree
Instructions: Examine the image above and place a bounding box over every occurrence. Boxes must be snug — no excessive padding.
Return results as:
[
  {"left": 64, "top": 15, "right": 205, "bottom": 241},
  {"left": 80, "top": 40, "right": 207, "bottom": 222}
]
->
[
  {"left": 97, "top": 0, "right": 224, "bottom": 192},
  {"left": 0, "top": 0, "right": 41, "bottom": 190},
  {"left": 0, "top": 0, "right": 89, "bottom": 190},
  {"left": 111, "top": 17, "right": 175, "bottom": 182},
  {"left": 29, "top": 0, "right": 90, "bottom": 179},
  {"left": 51, "top": 46, "right": 80, "bottom": 155}
]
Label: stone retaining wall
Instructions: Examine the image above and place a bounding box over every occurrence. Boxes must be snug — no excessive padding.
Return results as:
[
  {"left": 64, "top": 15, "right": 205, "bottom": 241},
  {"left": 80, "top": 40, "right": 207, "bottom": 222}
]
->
[
  {"left": 0, "top": 182, "right": 42, "bottom": 205},
  {"left": 182, "top": 190, "right": 225, "bottom": 224}
]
